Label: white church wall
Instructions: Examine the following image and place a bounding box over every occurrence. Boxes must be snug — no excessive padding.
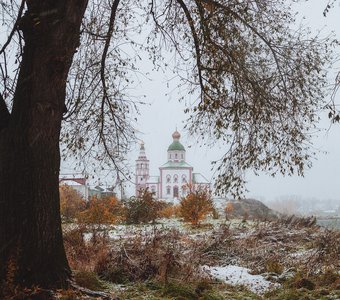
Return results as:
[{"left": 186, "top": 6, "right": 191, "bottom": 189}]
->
[
  {"left": 160, "top": 168, "right": 192, "bottom": 200},
  {"left": 168, "top": 150, "right": 186, "bottom": 162}
]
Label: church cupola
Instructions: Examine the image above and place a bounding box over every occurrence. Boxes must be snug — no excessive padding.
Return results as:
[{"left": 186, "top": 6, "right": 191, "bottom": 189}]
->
[{"left": 167, "top": 130, "right": 186, "bottom": 162}]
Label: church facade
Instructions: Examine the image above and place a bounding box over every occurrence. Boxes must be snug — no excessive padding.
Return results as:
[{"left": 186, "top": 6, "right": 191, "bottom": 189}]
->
[{"left": 135, "top": 130, "right": 210, "bottom": 200}]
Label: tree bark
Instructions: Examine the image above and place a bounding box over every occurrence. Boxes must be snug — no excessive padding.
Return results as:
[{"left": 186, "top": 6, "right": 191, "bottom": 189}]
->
[{"left": 0, "top": 0, "right": 88, "bottom": 290}]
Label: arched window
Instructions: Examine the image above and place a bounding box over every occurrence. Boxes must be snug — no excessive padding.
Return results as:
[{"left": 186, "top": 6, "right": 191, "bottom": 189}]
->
[
  {"left": 182, "top": 175, "right": 186, "bottom": 183},
  {"left": 166, "top": 186, "right": 171, "bottom": 195},
  {"left": 166, "top": 175, "right": 171, "bottom": 183},
  {"left": 173, "top": 175, "right": 178, "bottom": 183},
  {"left": 175, "top": 153, "right": 178, "bottom": 159},
  {"left": 173, "top": 186, "right": 179, "bottom": 198}
]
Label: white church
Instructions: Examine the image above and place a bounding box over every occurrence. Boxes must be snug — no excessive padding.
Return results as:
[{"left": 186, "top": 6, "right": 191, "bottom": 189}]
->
[{"left": 135, "top": 130, "right": 210, "bottom": 200}]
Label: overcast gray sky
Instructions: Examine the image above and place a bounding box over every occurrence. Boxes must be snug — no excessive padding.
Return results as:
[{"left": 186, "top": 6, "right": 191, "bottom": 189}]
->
[{"left": 122, "top": 0, "right": 340, "bottom": 201}]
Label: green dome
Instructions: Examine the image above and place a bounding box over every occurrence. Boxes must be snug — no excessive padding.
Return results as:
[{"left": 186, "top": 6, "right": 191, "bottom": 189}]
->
[{"left": 168, "top": 140, "right": 185, "bottom": 151}]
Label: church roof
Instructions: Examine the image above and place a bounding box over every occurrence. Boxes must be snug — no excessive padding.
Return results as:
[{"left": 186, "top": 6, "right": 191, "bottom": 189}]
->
[
  {"left": 160, "top": 161, "right": 193, "bottom": 169},
  {"left": 168, "top": 130, "right": 186, "bottom": 151},
  {"left": 192, "top": 173, "right": 210, "bottom": 184},
  {"left": 167, "top": 140, "right": 185, "bottom": 151}
]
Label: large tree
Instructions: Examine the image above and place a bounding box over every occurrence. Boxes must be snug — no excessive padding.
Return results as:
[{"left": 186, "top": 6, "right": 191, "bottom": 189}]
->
[{"left": 0, "top": 0, "right": 331, "bottom": 291}]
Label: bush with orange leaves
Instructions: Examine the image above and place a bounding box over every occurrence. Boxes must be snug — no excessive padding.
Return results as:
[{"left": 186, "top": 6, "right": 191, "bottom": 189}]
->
[
  {"left": 179, "top": 189, "right": 214, "bottom": 225},
  {"left": 60, "top": 184, "right": 86, "bottom": 222},
  {"left": 77, "top": 196, "right": 124, "bottom": 228},
  {"left": 159, "top": 203, "right": 181, "bottom": 219},
  {"left": 224, "top": 202, "right": 234, "bottom": 220}
]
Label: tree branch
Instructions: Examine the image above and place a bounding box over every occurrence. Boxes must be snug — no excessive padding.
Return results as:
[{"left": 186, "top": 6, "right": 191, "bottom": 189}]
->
[
  {"left": 201, "top": 0, "right": 288, "bottom": 95},
  {"left": 100, "top": 0, "right": 120, "bottom": 139},
  {"left": 0, "top": 0, "right": 26, "bottom": 56},
  {"left": 176, "top": 0, "right": 205, "bottom": 98},
  {"left": 0, "top": 94, "right": 10, "bottom": 131}
]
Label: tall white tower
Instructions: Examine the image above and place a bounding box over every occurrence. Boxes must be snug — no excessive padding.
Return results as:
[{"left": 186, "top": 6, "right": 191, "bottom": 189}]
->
[{"left": 135, "top": 142, "right": 149, "bottom": 196}]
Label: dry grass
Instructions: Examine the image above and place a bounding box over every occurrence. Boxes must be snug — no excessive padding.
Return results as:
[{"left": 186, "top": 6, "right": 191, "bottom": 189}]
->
[
  {"left": 94, "top": 228, "right": 206, "bottom": 284},
  {"left": 63, "top": 226, "right": 110, "bottom": 273},
  {"left": 61, "top": 217, "right": 339, "bottom": 299}
]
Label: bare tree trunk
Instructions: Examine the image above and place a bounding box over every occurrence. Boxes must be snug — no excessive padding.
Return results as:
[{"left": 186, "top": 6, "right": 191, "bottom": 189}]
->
[{"left": 0, "top": 0, "right": 88, "bottom": 290}]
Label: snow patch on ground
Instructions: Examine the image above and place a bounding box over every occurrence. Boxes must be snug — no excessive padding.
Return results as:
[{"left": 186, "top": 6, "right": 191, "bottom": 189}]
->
[{"left": 202, "top": 265, "right": 280, "bottom": 294}]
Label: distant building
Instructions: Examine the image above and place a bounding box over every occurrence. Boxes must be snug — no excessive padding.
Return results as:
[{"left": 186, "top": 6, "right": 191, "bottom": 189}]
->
[
  {"left": 59, "top": 174, "right": 89, "bottom": 200},
  {"left": 135, "top": 130, "right": 210, "bottom": 201},
  {"left": 59, "top": 174, "right": 120, "bottom": 200}
]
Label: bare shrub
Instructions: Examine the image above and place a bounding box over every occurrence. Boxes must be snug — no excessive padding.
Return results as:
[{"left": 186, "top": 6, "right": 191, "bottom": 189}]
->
[
  {"left": 307, "top": 229, "right": 340, "bottom": 274},
  {"left": 95, "top": 228, "right": 204, "bottom": 284},
  {"left": 63, "top": 226, "right": 110, "bottom": 272}
]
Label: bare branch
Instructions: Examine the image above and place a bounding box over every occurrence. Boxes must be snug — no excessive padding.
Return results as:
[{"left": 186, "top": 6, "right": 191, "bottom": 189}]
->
[
  {"left": 100, "top": 0, "right": 120, "bottom": 103},
  {"left": 176, "top": 0, "right": 205, "bottom": 98},
  {"left": 0, "top": 0, "right": 26, "bottom": 56},
  {"left": 99, "top": 0, "right": 121, "bottom": 139}
]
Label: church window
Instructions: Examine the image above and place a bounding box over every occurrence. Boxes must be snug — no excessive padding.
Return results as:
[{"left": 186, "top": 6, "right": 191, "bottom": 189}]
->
[
  {"left": 166, "top": 175, "right": 171, "bottom": 183},
  {"left": 175, "top": 153, "right": 178, "bottom": 158},
  {"left": 182, "top": 175, "right": 186, "bottom": 183},
  {"left": 166, "top": 186, "right": 171, "bottom": 195},
  {"left": 174, "top": 175, "right": 178, "bottom": 183},
  {"left": 173, "top": 186, "right": 179, "bottom": 198}
]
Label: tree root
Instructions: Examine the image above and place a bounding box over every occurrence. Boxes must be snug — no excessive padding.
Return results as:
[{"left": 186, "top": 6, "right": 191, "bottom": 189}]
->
[{"left": 69, "top": 281, "right": 119, "bottom": 300}]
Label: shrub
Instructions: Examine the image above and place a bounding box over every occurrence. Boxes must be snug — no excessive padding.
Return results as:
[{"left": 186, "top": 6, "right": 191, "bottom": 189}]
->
[
  {"left": 95, "top": 228, "right": 203, "bottom": 284},
  {"left": 159, "top": 203, "right": 181, "bottom": 219},
  {"left": 63, "top": 226, "right": 109, "bottom": 272},
  {"left": 60, "top": 185, "right": 86, "bottom": 222},
  {"left": 77, "top": 195, "right": 124, "bottom": 227},
  {"left": 180, "top": 189, "right": 214, "bottom": 225},
  {"left": 124, "top": 189, "right": 166, "bottom": 224},
  {"left": 75, "top": 196, "right": 124, "bottom": 244},
  {"left": 224, "top": 202, "right": 234, "bottom": 221},
  {"left": 211, "top": 207, "right": 219, "bottom": 219},
  {"left": 265, "top": 259, "right": 284, "bottom": 274}
]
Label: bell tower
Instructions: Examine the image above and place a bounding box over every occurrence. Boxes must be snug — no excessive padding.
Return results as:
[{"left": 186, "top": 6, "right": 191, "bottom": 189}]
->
[{"left": 135, "top": 142, "right": 149, "bottom": 196}]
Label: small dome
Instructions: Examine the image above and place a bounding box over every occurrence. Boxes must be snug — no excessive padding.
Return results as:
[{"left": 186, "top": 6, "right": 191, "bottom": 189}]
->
[
  {"left": 168, "top": 141, "right": 185, "bottom": 151},
  {"left": 172, "top": 130, "right": 181, "bottom": 140}
]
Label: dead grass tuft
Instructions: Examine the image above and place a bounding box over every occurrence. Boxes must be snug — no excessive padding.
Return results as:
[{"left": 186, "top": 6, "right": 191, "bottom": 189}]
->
[{"left": 95, "top": 228, "right": 205, "bottom": 284}]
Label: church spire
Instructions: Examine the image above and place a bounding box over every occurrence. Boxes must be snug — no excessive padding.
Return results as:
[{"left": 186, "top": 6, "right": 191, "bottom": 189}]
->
[{"left": 135, "top": 141, "right": 149, "bottom": 196}]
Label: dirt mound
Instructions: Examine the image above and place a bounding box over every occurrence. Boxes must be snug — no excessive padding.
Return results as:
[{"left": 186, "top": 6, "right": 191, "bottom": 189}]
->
[{"left": 226, "top": 198, "right": 280, "bottom": 220}]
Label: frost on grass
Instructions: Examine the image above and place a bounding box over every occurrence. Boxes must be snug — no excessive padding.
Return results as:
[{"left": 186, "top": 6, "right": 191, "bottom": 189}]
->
[{"left": 202, "top": 265, "right": 280, "bottom": 294}]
